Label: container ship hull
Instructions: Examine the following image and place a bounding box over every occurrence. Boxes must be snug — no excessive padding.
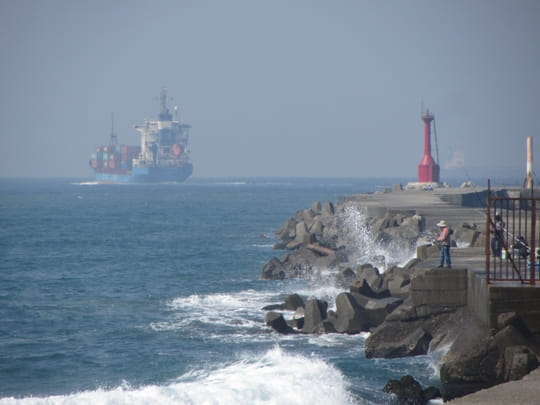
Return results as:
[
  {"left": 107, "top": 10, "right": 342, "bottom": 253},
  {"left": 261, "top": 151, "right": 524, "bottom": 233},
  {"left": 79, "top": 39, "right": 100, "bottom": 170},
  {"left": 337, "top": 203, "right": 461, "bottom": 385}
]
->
[
  {"left": 90, "top": 89, "right": 193, "bottom": 184},
  {"left": 94, "top": 165, "right": 193, "bottom": 183}
]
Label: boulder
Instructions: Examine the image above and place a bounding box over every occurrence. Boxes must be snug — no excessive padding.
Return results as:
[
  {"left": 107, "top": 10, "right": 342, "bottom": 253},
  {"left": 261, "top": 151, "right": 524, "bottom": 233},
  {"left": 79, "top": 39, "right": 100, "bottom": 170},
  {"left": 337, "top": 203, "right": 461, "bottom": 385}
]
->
[
  {"left": 352, "top": 293, "right": 403, "bottom": 328},
  {"left": 416, "top": 244, "right": 440, "bottom": 261},
  {"left": 386, "top": 273, "right": 411, "bottom": 299},
  {"left": 439, "top": 320, "right": 502, "bottom": 401},
  {"left": 496, "top": 312, "right": 532, "bottom": 337},
  {"left": 423, "top": 386, "right": 441, "bottom": 402},
  {"left": 383, "top": 375, "right": 425, "bottom": 405},
  {"left": 302, "top": 208, "right": 317, "bottom": 229},
  {"left": 311, "top": 201, "right": 321, "bottom": 213},
  {"left": 322, "top": 201, "right": 334, "bottom": 216},
  {"left": 309, "top": 218, "right": 324, "bottom": 240},
  {"left": 282, "top": 246, "right": 341, "bottom": 277},
  {"left": 262, "top": 293, "right": 304, "bottom": 311},
  {"left": 335, "top": 267, "right": 357, "bottom": 289},
  {"left": 331, "top": 292, "right": 367, "bottom": 334},
  {"left": 261, "top": 257, "right": 285, "bottom": 280},
  {"left": 276, "top": 217, "right": 296, "bottom": 241},
  {"left": 355, "top": 263, "right": 381, "bottom": 288},
  {"left": 350, "top": 279, "right": 390, "bottom": 299},
  {"left": 365, "top": 321, "right": 431, "bottom": 358},
  {"left": 302, "top": 298, "right": 328, "bottom": 333},
  {"left": 265, "top": 312, "right": 296, "bottom": 334},
  {"left": 287, "top": 317, "right": 304, "bottom": 330},
  {"left": 284, "top": 293, "right": 305, "bottom": 310},
  {"left": 261, "top": 303, "right": 285, "bottom": 311},
  {"left": 493, "top": 324, "right": 534, "bottom": 352},
  {"left": 504, "top": 345, "right": 539, "bottom": 381},
  {"left": 293, "top": 306, "right": 305, "bottom": 319}
]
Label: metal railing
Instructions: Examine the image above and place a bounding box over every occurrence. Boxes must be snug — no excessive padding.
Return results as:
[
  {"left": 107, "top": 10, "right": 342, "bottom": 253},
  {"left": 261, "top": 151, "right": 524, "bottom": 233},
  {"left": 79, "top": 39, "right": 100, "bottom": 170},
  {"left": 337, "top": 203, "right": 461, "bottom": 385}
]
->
[{"left": 486, "top": 180, "right": 539, "bottom": 285}]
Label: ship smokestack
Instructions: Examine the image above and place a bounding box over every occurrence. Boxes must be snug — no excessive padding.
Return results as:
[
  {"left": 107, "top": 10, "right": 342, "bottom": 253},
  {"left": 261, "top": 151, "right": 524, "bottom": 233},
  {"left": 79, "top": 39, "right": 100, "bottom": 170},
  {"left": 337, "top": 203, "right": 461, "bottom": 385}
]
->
[
  {"left": 417, "top": 109, "right": 440, "bottom": 183},
  {"left": 525, "top": 136, "right": 533, "bottom": 189}
]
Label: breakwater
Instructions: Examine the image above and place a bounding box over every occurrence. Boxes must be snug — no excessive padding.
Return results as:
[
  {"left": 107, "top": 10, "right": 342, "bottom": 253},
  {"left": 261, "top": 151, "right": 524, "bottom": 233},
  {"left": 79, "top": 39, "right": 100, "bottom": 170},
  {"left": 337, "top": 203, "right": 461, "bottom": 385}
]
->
[{"left": 261, "top": 185, "right": 540, "bottom": 403}]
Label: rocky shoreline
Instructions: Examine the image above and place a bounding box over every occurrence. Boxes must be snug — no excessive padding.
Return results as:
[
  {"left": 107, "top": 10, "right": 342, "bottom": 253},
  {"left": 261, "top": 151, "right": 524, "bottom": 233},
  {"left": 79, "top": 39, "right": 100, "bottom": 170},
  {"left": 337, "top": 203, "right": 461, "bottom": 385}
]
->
[{"left": 259, "top": 186, "right": 540, "bottom": 403}]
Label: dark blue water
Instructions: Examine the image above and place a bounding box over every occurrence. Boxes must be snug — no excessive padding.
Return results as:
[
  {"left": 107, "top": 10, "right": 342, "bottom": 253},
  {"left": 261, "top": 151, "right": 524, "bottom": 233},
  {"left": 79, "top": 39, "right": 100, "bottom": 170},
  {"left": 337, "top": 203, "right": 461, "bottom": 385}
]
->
[{"left": 0, "top": 178, "right": 441, "bottom": 404}]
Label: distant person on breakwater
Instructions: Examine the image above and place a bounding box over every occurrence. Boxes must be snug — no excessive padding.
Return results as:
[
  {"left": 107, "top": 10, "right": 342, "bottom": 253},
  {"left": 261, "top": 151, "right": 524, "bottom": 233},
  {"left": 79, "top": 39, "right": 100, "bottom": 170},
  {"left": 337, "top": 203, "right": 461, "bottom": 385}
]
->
[
  {"left": 491, "top": 213, "right": 505, "bottom": 257},
  {"left": 436, "top": 220, "right": 452, "bottom": 268},
  {"left": 512, "top": 235, "right": 529, "bottom": 259}
]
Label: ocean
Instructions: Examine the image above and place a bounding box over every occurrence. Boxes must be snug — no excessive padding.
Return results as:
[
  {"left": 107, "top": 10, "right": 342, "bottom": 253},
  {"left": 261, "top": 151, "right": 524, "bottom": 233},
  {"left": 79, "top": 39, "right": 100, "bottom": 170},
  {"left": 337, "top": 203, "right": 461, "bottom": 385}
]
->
[{"left": 0, "top": 177, "right": 442, "bottom": 404}]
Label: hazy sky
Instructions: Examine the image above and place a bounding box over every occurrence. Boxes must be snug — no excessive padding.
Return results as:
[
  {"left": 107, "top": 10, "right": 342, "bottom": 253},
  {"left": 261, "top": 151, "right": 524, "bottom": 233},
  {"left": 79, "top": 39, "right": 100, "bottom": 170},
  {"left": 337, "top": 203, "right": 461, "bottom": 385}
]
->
[{"left": 1, "top": 0, "right": 539, "bottom": 180}]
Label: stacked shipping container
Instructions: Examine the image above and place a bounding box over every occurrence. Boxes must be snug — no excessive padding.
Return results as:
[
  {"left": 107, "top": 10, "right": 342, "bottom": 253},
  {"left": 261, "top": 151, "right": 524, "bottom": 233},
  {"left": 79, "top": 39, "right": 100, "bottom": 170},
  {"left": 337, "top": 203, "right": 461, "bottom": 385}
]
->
[{"left": 89, "top": 145, "right": 141, "bottom": 174}]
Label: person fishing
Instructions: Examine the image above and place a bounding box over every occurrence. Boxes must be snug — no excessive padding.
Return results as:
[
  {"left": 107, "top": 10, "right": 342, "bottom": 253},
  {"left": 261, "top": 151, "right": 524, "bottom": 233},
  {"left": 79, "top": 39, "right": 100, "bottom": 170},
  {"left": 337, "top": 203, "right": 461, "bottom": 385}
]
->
[
  {"left": 436, "top": 220, "right": 452, "bottom": 268},
  {"left": 512, "top": 235, "right": 529, "bottom": 259},
  {"left": 490, "top": 212, "right": 505, "bottom": 257}
]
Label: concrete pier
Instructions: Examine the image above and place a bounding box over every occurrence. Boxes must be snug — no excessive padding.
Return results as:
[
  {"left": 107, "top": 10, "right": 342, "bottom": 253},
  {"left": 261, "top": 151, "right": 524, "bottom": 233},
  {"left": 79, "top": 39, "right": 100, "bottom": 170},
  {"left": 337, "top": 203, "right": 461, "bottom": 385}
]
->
[
  {"left": 344, "top": 187, "right": 540, "bottom": 330},
  {"left": 346, "top": 185, "right": 540, "bottom": 403}
]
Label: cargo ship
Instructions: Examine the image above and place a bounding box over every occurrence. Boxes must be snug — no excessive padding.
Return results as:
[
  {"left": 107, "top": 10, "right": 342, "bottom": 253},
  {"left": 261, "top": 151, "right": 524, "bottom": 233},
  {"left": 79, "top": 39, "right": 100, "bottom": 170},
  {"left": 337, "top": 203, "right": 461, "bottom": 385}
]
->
[{"left": 89, "top": 89, "right": 193, "bottom": 183}]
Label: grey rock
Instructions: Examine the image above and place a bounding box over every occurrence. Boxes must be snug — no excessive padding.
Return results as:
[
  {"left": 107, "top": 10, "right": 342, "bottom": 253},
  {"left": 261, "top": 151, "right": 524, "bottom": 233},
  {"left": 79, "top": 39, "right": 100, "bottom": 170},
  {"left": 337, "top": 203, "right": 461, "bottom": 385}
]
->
[
  {"left": 355, "top": 263, "right": 381, "bottom": 287},
  {"left": 322, "top": 201, "right": 334, "bottom": 216},
  {"left": 265, "top": 312, "right": 296, "bottom": 334},
  {"left": 335, "top": 267, "right": 357, "bottom": 289},
  {"left": 284, "top": 293, "right": 305, "bottom": 310},
  {"left": 365, "top": 321, "right": 431, "bottom": 358},
  {"left": 383, "top": 375, "right": 425, "bottom": 405},
  {"left": 504, "top": 345, "right": 539, "bottom": 381},
  {"left": 261, "top": 257, "right": 285, "bottom": 280},
  {"left": 350, "top": 279, "right": 390, "bottom": 299},
  {"left": 276, "top": 217, "right": 296, "bottom": 241},
  {"left": 439, "top": 320, "right": 502, "bottom": 401},
  {"left": 331, "top": 292, "right": 367, "bottom": 334},
  {"left": 302, "top": 298, "right": 328, "bottom": 333},
  {"left": 261, "top": 303, "right": 285, "bottom": 311},
  {"left": 352, "top": 293, "right": 403, "bottom": 328},
  {"left": 386, "top": 273, "right": 411, "bottom": 299}
]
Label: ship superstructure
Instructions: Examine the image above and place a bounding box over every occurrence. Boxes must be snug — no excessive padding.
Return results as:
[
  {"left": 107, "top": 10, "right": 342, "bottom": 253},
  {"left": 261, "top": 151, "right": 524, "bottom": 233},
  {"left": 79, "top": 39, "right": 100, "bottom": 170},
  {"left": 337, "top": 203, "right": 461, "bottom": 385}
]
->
[{"left": 89, "top": 89, "right": 193, "bottom": 183}]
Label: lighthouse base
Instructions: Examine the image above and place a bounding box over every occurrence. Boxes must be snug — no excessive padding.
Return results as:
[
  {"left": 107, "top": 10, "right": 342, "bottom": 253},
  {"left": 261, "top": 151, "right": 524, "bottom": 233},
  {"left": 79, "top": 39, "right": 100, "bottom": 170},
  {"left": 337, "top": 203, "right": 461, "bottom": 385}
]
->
[{"left": 405, "top": 181, "right": 445, "bottom": 191}]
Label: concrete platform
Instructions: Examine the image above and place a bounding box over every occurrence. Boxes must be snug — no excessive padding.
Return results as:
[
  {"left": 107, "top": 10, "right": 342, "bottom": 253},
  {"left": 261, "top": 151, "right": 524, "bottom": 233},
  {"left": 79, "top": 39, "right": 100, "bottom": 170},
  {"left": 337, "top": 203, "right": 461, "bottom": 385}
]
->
[
  {"left": 341, "top": 187, "right": 490, "bottom": 231},
  {"left": 345, "top": 187, "right": 540, "bottom": 404},
  {"left": 447, "top": 367, "right": 540, "bottom": 404}
]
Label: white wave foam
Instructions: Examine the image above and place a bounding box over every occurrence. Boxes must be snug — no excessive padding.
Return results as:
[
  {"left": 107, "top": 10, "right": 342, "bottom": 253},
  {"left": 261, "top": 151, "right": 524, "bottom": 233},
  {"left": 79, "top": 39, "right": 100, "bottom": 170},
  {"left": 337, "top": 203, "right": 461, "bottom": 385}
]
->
[
  {"left": 340, "top": 204, "right": 416, "bottom": 271},
  {"left": 150, "top": 290, "right": 275, "bottom": 333},
  {"left": 1, "top": 348, "right": 355, "bottom": 405},
  {"left": 293, "top": 276, "right": 344, "bottom": 309},
  {"left": 306, "top": 332, "right": 368, "bottom": 350},
  {"left": 215, "top": 181, "right": 247, "bottom": 185},
  {"left": 251, "top": 243, "right": 274, "bottom": 249}
]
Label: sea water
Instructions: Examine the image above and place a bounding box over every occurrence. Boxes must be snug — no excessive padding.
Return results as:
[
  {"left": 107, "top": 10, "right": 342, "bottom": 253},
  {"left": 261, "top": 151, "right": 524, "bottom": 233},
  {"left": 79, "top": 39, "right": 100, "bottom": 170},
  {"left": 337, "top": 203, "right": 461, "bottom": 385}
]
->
[{"left": 0, "top": 178, "right": 441, "bottom": 404}]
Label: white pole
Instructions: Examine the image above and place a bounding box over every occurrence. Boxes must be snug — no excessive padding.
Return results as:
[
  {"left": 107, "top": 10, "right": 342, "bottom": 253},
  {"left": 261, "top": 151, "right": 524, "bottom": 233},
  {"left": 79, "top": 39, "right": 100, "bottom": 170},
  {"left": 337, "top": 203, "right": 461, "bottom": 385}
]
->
[{"left": 525, "top": 136, "right": 533, "bottom": 189}]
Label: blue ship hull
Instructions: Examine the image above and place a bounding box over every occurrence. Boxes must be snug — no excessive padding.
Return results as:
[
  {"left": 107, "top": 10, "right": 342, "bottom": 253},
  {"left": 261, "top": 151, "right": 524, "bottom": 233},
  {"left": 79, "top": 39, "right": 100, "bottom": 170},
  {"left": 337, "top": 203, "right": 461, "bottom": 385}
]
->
[{"left": 94, "top": 164, "right": 193, "bottom": 184}]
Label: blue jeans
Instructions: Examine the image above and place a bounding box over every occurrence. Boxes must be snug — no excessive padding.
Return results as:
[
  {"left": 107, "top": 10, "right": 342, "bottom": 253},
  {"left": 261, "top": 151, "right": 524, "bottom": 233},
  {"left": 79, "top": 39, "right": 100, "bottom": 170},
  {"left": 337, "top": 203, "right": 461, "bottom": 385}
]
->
[{"left": 440, "top": 245, "right": 451, "bottom": 267}]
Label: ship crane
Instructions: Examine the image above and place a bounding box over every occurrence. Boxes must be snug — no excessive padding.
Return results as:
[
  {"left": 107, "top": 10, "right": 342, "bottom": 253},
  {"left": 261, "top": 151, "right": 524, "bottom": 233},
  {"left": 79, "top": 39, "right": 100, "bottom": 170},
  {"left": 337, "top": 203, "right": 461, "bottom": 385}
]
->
[{"left": 109, "top": 112, "right": 118, "bottom": 146}]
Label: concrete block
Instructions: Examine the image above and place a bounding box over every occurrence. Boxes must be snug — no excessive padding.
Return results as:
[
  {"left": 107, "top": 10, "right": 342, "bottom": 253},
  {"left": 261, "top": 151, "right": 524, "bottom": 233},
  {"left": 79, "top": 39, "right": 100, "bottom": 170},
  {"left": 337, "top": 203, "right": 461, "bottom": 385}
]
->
[
  {"left": 411, "top": 269, "right": 467, "bottom": 291},
  {"left": 412, "top": 290, "right": 467, "bottom": 307}
]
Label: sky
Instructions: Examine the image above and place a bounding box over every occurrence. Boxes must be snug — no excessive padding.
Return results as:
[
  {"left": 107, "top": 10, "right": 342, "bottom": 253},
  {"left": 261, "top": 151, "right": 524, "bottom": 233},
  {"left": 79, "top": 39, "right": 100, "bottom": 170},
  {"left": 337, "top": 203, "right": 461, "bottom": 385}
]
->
[{"left": 0, "top": 0, "right": 539, "bottom": 181}]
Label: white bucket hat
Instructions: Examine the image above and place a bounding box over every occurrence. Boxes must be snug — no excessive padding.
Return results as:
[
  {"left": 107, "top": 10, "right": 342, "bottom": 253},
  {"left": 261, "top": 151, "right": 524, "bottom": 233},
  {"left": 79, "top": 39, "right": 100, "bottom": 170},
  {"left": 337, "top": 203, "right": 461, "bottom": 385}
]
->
[{"left": 437, "top": 220, "right": 447, "bottom": 227}]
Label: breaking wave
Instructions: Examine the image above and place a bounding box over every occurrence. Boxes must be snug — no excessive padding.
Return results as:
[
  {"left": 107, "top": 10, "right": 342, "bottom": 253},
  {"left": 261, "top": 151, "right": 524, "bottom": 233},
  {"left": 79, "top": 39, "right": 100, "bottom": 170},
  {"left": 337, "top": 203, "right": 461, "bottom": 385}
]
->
[
  {"left": 340, "top": 204, "right": 417, "bottom": 271},
  {"left": 0, "top": 348, "right": 355, "bottom": 405},
  {"left": 150, "top": 290, "right": 274, "bottom": 334}
]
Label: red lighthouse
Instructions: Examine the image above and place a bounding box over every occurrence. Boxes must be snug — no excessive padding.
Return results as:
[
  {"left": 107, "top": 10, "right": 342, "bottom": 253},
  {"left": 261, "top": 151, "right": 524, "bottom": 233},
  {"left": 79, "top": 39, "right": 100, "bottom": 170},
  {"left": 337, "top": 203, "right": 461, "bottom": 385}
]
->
[{"left": 417, "top": 109, "right": 440, "bottom": 183}]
